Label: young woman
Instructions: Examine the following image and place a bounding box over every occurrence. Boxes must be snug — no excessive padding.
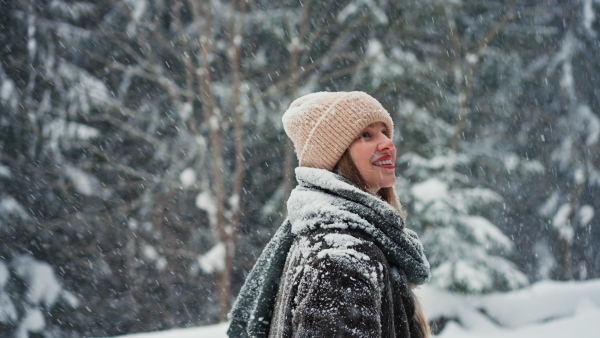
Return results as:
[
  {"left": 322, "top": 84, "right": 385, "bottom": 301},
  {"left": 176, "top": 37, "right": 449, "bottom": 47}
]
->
[{"left": 229, "top": 92, "right": 431, "bottom": 337}]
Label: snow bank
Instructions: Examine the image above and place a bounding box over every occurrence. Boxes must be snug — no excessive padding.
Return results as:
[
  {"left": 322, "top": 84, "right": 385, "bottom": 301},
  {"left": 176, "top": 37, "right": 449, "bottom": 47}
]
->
[
  {"left": 115, "top": 279, "right": 600, "bottom": 338},
  {"left": 476, "top": 279, "right": 600, "bottom": 327},
  {"left": 414, "top": 278, "right": 600, "bottom": 338},
  {"left": 417, "top": 279, "right": 600, "bottom": 328},
  {"left": 438, "top": 299, "right": 600, "bottom": 338}
]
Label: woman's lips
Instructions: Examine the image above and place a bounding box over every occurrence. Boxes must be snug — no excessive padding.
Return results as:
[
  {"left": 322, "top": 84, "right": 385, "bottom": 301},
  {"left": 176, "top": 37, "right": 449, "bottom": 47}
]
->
[{"left": 372, "top": 155, "right": 394, "bottom": 168}]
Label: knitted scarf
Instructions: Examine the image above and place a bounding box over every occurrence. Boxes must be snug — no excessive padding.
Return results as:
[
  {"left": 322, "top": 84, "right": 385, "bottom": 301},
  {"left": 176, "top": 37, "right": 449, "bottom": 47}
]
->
[{"left": 228, "top": 167, "right": 430, "bottom": 337}]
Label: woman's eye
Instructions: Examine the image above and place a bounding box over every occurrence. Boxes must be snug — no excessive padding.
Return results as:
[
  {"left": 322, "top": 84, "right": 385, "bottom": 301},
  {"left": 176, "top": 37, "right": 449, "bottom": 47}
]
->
[
  {"left": 382, "top": 130, "right": 389, "bottom": 137},
  {"left": 359, "top": 132, "right": 370, "bottom": 139}
]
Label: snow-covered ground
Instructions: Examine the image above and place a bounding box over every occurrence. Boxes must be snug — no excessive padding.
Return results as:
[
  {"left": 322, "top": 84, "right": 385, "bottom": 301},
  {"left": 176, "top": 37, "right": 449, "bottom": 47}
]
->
[
  {"left": 419, "top": 279, "right": 600, "bottom": 338},
  {"left": 118, "top": 279, "right": 600, "bottom": 338}
]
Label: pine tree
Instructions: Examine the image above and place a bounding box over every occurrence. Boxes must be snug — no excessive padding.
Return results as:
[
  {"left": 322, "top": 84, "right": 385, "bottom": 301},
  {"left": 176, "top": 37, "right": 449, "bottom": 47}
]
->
[
  {"left": 0, "top": 0, "right": 98, "bottom": 335},
  {"left": 531, "top": 0, "right": 600, "bottom": 280}
]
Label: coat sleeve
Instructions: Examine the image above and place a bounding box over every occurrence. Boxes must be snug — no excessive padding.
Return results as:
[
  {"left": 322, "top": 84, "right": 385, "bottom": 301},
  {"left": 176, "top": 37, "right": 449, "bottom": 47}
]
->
[{"left": 291, "top": 246, "right": 384, "bottom": 338}]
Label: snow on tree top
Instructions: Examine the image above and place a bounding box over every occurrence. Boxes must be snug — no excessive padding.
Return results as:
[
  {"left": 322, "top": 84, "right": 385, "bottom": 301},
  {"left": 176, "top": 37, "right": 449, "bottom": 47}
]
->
[
  {"left": 64, "top": 166, "right": 99, "bottom": 197},
  {"left": 0, "top": 165, "right": 11, "bottom": 178},
  {"left": 12, "top": 255, "right": 62, "bottom": 307},
  {"left": 411, "top": 178, "right": 449, "bottom": 204},
  {"left": 197, "top": 243, "right": 225, "bottom": 274},
  {"left": 579, "top": 205, "right": 594, "bottom": 226},
  {"left": 458, "top": 215, "right": 513, "bottom": 251},
  {"left": 0, "top": 196, "right": 30, "bottom": 220},
  {"left": 0, "top": 262, "right": 8, "bottom": 289}
]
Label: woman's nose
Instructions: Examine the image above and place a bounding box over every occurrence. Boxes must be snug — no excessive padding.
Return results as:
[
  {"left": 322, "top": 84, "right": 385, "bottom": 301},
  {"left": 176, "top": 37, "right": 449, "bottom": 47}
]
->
[{"left": 378, "top": 133, "right": 394, "bottom": 151}]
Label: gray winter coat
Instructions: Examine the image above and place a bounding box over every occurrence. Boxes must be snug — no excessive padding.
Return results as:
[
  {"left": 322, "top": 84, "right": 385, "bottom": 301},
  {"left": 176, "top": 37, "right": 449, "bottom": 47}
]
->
[
  {"left": 228, "top": 167, "right": 430, "bottom": 338},
  {"left": 269, "top": 228, "right": 426, "bottom": 337}
]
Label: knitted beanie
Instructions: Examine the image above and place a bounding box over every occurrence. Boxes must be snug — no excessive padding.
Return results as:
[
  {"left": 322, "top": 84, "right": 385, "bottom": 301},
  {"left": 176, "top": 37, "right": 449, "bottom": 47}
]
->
[{"left": 282, "top": 91, "right": 394, "bottom": 170}]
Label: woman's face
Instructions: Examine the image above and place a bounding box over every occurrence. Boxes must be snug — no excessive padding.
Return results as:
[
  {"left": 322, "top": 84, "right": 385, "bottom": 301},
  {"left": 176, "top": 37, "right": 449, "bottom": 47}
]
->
[{"left": 348, "top": 122, "right": 396, "bottom": 194}]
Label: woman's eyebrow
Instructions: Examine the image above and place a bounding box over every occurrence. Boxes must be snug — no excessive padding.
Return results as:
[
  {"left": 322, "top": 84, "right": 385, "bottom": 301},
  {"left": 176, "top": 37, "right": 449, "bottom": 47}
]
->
[{"left": 368, "top": 125, "right": 387, "bottom": 132}]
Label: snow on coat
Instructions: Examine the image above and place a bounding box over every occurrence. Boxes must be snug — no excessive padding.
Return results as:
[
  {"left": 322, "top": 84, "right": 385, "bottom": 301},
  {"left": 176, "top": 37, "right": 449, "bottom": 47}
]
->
[{"left": 228, "top": 167, "right": 430, "bottom": 337}]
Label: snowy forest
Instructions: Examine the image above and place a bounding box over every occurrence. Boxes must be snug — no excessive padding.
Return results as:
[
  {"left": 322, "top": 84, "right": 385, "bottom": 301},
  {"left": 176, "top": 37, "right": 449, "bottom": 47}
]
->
[{"left": 0, "top": 0, "right": 599, "bottom": 337}]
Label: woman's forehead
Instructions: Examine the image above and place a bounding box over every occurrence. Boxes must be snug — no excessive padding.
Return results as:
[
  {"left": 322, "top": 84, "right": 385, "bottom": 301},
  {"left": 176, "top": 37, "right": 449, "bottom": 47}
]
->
[{"left": 362, "top": 121, "right": 387, "bottom": 129}]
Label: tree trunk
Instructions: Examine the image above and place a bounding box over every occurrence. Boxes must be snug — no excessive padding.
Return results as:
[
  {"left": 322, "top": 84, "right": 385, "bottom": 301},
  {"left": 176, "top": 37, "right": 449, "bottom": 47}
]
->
[
  {"left": 281, "top": 0, "right": 312, "bottom": 210},
  {"left": 217, "top": 237, "right": 236, "bottom": 321},
  {"left": 560, "top": 238, "right": 571, "bottom": 280}
]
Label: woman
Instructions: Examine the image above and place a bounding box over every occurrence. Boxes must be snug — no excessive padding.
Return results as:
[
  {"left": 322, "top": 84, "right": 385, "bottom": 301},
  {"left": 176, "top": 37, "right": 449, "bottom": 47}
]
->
[{"left": 229, "top": 91, "right": 431, "bottom": 337}]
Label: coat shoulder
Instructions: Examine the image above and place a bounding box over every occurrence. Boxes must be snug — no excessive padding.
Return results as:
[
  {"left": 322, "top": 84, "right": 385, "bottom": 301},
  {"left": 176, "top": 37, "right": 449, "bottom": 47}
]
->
[{"left": 281, "top": 229, "right": 389, "bottom": 337}]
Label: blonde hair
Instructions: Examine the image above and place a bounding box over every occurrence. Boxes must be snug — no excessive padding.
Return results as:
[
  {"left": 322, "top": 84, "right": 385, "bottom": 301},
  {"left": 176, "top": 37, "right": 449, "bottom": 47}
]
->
[{"left": 333, "top": 149, "right": 431, "bottom": 337}]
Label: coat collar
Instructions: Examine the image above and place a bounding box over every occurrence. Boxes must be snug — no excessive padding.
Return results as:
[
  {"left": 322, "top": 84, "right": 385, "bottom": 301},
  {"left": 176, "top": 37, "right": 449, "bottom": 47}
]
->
[{"left": 291, "top": 166, "right": 404, "bottom": 232}]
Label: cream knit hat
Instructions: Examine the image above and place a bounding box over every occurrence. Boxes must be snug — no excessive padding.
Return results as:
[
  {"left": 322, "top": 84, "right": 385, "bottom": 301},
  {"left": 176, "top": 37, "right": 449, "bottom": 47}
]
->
[{"left": 282, "top": 91, "right": 394, "bottom": 170}]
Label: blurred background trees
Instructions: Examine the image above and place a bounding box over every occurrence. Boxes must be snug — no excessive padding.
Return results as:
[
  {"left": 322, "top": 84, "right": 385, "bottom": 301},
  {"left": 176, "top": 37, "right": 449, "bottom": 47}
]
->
[{"left": 0, "top": 0, "right": 598, "bottom": 336}]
